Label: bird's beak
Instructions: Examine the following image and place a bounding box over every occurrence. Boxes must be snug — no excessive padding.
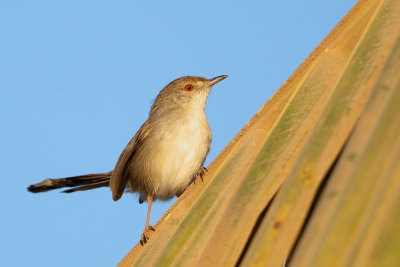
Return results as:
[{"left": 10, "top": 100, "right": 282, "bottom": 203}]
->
[{"left": 208, "top": 75, "right": 228, "bottom": 86}]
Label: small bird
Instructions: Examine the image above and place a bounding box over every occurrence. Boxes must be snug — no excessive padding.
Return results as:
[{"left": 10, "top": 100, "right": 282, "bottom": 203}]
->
[{"left": 27, "top": 75, "right": 228, "bottom": 244}]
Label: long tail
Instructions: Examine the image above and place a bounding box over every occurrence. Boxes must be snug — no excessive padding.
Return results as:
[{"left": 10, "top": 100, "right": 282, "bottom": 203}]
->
[{"left": 27, "top": 171, "right": 112, "bottom": 193}]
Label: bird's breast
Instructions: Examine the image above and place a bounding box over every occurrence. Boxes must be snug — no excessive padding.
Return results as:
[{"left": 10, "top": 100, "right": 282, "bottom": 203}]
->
[
  {"left": 159, "top": 114, "right": 211, "bottom": 178},
  {"left": 130, "top": 112, "right": 211, "bottom": 200}
]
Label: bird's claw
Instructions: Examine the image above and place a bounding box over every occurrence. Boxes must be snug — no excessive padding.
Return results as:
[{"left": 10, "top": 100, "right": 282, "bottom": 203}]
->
[
  {"left": 194, "top": 167, "right": 208, "bottom": 184},
  {"left": 140, "top": 225, "right": 155, "bottom": 245}
]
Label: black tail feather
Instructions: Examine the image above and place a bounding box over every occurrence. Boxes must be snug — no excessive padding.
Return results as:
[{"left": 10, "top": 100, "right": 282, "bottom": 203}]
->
[
  {"left": 27, "top": 171, "right": 112, "bottom": 193},
  {"left": 61, "top": 180, "right": 110, "bottom": 193}
]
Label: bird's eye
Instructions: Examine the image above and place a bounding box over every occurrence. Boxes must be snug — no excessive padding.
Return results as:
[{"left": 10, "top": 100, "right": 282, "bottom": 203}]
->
[{"left": 184, "top": 84, "right": 194, "bottom": 91}]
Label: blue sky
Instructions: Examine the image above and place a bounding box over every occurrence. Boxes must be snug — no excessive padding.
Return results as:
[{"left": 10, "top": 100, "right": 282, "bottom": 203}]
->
[{"left": 1, "top": 1, "right": 357, "bottom": 266}]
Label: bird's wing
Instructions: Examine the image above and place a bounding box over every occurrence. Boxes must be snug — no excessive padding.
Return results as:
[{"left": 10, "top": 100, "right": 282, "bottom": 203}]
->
[{"left": 110, "top": 120, "right": 153, "bottom": 201}]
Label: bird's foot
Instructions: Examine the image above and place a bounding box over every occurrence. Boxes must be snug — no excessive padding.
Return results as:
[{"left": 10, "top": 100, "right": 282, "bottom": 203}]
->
[
  {"left": 140, "top": 225, "right": 155, "bottom": 245},
  {"left": 194, "top": 167, "right": 208, "bottom": 183}
]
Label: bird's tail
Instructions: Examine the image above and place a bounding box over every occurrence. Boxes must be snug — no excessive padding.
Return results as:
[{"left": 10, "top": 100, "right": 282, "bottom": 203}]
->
[{"left": 27, "top": 171, "right": 112, "bottom": 193}]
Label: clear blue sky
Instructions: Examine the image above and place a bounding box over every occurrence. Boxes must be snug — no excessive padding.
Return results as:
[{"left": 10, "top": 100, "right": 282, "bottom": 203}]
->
[{"left": 1, "top": 1, "right": 357, "bottom": 266}]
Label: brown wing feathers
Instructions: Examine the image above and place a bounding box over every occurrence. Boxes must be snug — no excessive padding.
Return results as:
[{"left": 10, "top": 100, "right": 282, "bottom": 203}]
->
[{"left": 110, "top": 120, "right": 153, "bottom": 201}]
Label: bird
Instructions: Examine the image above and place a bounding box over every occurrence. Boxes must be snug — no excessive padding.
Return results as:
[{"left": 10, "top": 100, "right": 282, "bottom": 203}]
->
[{"left": 27, "top": 75, "right": 228, "bottom": 244}]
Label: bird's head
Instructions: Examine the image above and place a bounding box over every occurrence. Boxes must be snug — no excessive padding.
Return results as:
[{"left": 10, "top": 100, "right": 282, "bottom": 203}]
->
[{"left": 150, "top": 75, "right": 228, "bottom": 116}]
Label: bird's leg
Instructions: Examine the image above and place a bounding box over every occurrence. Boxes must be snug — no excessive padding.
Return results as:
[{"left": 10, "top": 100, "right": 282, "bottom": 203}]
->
[{"left": 140, "top": 194, "right": 155, "bottom": 245}]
